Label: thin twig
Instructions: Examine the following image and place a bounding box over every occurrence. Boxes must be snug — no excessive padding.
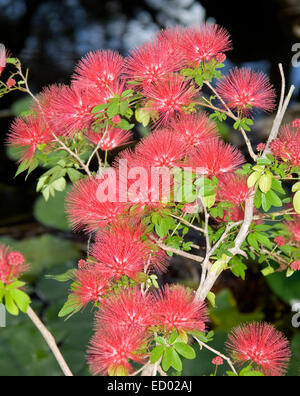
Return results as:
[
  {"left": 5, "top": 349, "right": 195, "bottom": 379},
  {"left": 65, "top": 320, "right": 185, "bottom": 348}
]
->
[
  {"left": 27, "top": 306, "right": 73, "bottom": 377},
  {"left": 171, "top": 214, "right": 205, "bottom": 233}
]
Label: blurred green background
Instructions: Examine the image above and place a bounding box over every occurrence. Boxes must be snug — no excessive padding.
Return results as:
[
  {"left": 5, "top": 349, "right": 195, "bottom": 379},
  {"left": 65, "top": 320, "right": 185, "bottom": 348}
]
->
[{"left": 0, "top": 0, "right": 299, "bottom": 376}]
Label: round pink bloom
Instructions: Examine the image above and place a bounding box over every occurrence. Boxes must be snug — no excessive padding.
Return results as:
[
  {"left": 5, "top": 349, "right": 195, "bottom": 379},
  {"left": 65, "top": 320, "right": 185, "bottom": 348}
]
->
[
  {"left": 155, "top": 26, "right": 187, "bottom": 65},
  {"left": 226, "top": 322, "right": 291, "bottom": 376},
  {"left": 66, "top": 177, "right": 127, "bottom": 232},
  {"left": 96, "top": 289, "right": 154, "bottom": 332},
  {"left": 142, "top": 74, "right": 197, "bottom": 126},
  {"left": 216, "top": 53, "right": 226, "bottom": 63},
  {"left": 270, "top": 125, "right": 300, "bottom": 167},
  {"left": 212, "top": 356, "right": 224, "bottom": 366},
  {"left": 88, "top": 326, "right": 147, "bottom": 376},
  {"left": 216, "top": 68, "right": 276, "bottom": 116},
  {"left": 188, "top": 138, "right": 244, "bottom": 177},
  {"left": 180, "top": 24, "right": 232, "bottom": 65},
  {"left": 134, "top": 128, "right": 190, "bottom": 168},
  {"left": 217, "top": 173, "right": 251, "bottom": 205},
  {"left": 6, "top": 78, "right": 16, "bottom": 88},
  {"left": 85, "top": 127, "right": 132, "bottom": 151},
  {"left": 154, "top": 285, "right": 208, "bottom": 333},
  {"left": 274, "top": 236, "right": 286, "bottom": 247},
  {"left": 291, "top": 261, "right": 300, "bottom": 271},
  {"left": 7, "top": 115, "right": 53, "bottom": 162},
  {"left": 256, "top": 143, "right": 266, "bottom": 152},
  {"left": 0, "top": 245, "right": 28, "bottom": 284},
  {"left": 169, "top": 112, "right": 218, "bottom": 147},
  {"left": 72, "top": 50, "right": 124, "bottom": 91},
  {"left": 124, "top": 39, "right": 184, "bottom": 86}
]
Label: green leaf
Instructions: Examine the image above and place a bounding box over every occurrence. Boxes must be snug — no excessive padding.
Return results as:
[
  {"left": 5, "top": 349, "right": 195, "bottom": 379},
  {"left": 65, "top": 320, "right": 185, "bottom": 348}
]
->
[
  {"left": 45, "top": 269, "right": 75, "bottom": 282},
  {"left": 58, "top": 295, "right": 79, "bottom": 318},
  {"left": 150, "top": 345, "right": 165, "bottom": 364},
  {"left": 91, "top": 103, "right": 108, "bottom": 114},
  {"left": 5, "top": 293, "right": 19, "bottom": 316},
  {"left": 107, "top": 101, "right": 119, "bottom": 118},
  {"left": 265, "top": 190, "right": 282, "bottom": 208},
  {"left": 15, "top": 160, "right": 30, "bottom": 177},
  {"left": 247, "top": 171, "right": 261, "bottom": 188},
  {"left": 207, "top": 292, "right": 216, "bottom": 308},
  {"left": 258, "top": 174, "right": 273, "bottom": 194},
  {"left": 253, "top": 232, "right": 273, "bottom": 250},
  {"left": 67, "top": 168, "right": 83, "bottom": 183},
  {"left": 162, "top": 348, "right": 182, "bottom": 372},
  {"left": 173, "top": 343, "right": 196, "bottom": 360},
  {"left": 261, "top": 266, "right": 275, "bottom": 276},
  {"left": 257, "top": 158, "right": 272, "bottom": 166},
  {"left": 293, "top": 190, "right": 300, "bottom": 215},
  {"left": 117, "top": 119, "right": 135, "bottom": 130},
  {"left": 51, "top": 177, "right": 66, "bottom": 192},
  {"left": 9, "top": 289, "right": 31, "bottom": 313}
]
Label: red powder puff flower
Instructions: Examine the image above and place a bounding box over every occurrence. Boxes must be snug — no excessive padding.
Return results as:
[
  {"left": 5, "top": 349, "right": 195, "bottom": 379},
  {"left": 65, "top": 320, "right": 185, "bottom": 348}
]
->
[
  {"left": 88, "top": 326, "right": 147, "bottom": 376},
  {"left": 124, "top": 40, "right": 184, "bottom": 86},
  {"left": 223, "top": 205, "right": 245, "bottom": 223},
  {"left": 6, "top": 78, "right": 16, "bottom": 88},
  {"left": 72, "top": 50, "right": 124, "bottom": 90},
  {"left": 274, "top": 236, "right": 286, "bottom": 247},
  {"left": 7, "top": 115, "right": 53, "bottom": 162},
  {"left": 217, "top": 173, "right": 251, "bottom": 205},
  {"left": 85, "top": 127, "right": 133, "bottom": 151},
  {"left": 270, "top": 126, "right": 300, "bottom": 167},
  {"left": 180, "top": 24, "right": 231, "bottom": 66},
  {"left": 135, "top": 128, "right": 190, "bottom": 168},
  {"left": 96, "top": 289, "right": 154, "bottom": 332},
  {"left": 155, "top": 26, "right": 187, "bottom": 64},
  {"left": 256, "top": 143, "right": 266, "bottom": 152},
  {"left": 0, "top": 245, "right": 28, "bottom": 284},
  {"left": 142, "top": 75, "right": 197, "bottom": 126},
  {"left": 0, "top": 43, "right": 8, "bottom": 76},
  {"left": 188, "top": 138, "right": 244, "bottom": 177},
  {"left": 286, "top": 216, "right": 300, "bottom": 244},
  {"left": 226, "top": 322, "right": 291, "bottom": 376},
  {"left": 71, "top": 266, "right": 110, "bottom": 309},
  {"left": 212, "top": 357, "right": 224, "bottom": 366},
  {"left": 292, "top": 119, "right": 300, "bottom": 129},
  {"left": 216, "top": 68, "right": 276, "bottom": 116},
  {"left": 154, "top": 285, "right": 208, "bottom": 333},
  {"left": 169, "top": 112, "right": 218, "bottom": 147},
  {"left": 66, "top": 177, "right": 127, "bottom": 232},
  {"left": 291, "top": 261, "right": 300, "bottom": 271}
]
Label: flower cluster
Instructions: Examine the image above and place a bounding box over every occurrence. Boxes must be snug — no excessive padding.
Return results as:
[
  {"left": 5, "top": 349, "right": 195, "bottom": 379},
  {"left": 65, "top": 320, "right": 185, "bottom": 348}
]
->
[
  {"left": 0, "top": 244, "right": 28, "bottom": 284},
  {"left": 270, "top": 123, "right": 300, "bottom": 167}
]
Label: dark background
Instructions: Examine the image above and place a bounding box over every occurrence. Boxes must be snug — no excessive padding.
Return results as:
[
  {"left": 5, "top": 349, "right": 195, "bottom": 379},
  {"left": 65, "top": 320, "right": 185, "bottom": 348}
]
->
[{"left": 0, "top": 0, "right": 299, "bottom": 376}]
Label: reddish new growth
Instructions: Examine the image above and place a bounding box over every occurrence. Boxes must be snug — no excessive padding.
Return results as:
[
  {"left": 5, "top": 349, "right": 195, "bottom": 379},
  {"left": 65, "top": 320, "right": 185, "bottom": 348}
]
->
[
  {"left": 88, "top": 326, "right": 147, "bottom": 376},
  {"left": 0, "top": 44, "right": 7, "bottom": 76},
  {"left": 291, "top": 261, "right": 300, "bottom": 271},
  {"left": 134, "top": 128, "right": 190, "bottom": 168},
  {"left": 7, "top": 116, "right": 52, "bottom": 162},
  {"left": 72, "top": 265, "right": 110, "bottom": 308},
  {"left": 286, "top": 216, "right": 300, "bottom": 244},
  {"left": 96, "top": 289, "right": 154, "bottom": 332},
  {"left": 142, "top": 74, "right": 197, "bottom": 125},
  {"left": 169, "top": 112, "right": 218, "bottom": 147},
  {"left": 270, "top": 125, "right": 300, "bottom": 167},
  {"left": 188, "top": 138, "right": 244, "bottom": 176},
  {"left": 226, "top": 322, "right": 291, "bottom": 376},
  {"left": 217, "top": 173, "right": 250, "bottom": 206},
  {"left": 125, "top": 40, "right": 183, "bottom": 86},
  {"left": 0, "top": 245, "right": 28, "bottom": 284},
  {"left": 66, "top": 177, "right": 126, "bottom": 232},
  {"left": 154, "top": 285, "right": 208, "bottom": 333},
  {"left": 180, "top": 24, "right": 231, "bottom": 65},
  {"left": 72, "top": 50, "right": 124, "bottom": 91},
  {"left": 216, "top": 68, "right": 276, "bottom": 116},
  {"left": 274, "top": 236, "right": 286, "bottom": 247},
  {"left": 85, "top": 127, "right": 133, "bottom": 151}
]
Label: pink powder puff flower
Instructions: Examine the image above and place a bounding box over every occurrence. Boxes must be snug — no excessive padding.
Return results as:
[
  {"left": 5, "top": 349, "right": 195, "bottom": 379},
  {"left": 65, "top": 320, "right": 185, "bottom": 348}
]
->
[
  {"left": 0, "top": 44, "right": 8, "bottom": 76},
  {"left": 274, "top": 236, "right": 286, "bottom": 247},
  {"left": 66, "top": 177, "right": 127, "bottom": 232},
  {"left": 154, "top": 285, "right": 208, "bottom": 333},
  {"left": 270, "top": 125, "right": 300, "bottom": 167},
  {"left": 291, "top": 261, "right": 300, "bottom": 271},
  {"left": 155, "top": 26, "right": 187, "bottom": 65},
  {"left": 217, "top": 173, "right": 251, "bottom": 205},
  {"left": 96, "top": 289, "right": 154, "bottom": 332},
  {"left": 169, "top": 112, "right": 218, "bottom": 147},
  {"left": 0, "top": 245, "right": 28, "bottom": 284},
  {"left": 142, "top": 74, "right": 197, "bottom": 126},
  {"left": 180, "top": 24, "right": 231, "bottom": 65},
  {"left": 7, "top": 115, "right": 53, "bottom": 162},
  {"left": 226, "top": 322, "right": 291, "bottom": 376},
  {"left": 71, "top": 267, "right": 110, "bottom": 309},
  {"left": 286, "top": 216, "right": 300, "bottom": 244},
  {"left": 88, "top": 326, "right": 147, "bottom": 376},
  {"left": 134, "top": 128, "right": 190, "bottom": 168},
  {"left": 216, "top": 68, "right": 276, "bottom": 116},
  {"left": 188, "top": 138, "right": 244, "bottom": 177},
  {"left": 6, "top": 78, "right": 16, "bottom": 88},
  {"left": 256, "top": 143, "right": 266, "bottom": 152},
  {"left": 72, "top": 50, "right": 124, "bottom": 90},
  {"left": 124, "top": 39, "right": 184, "bottom": 86},
  {"left": 212, "top": 356, "right": 224, "bottom": 366},
  {"left": 85, "top": 127, "right": 133, "bottom": 151}
]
